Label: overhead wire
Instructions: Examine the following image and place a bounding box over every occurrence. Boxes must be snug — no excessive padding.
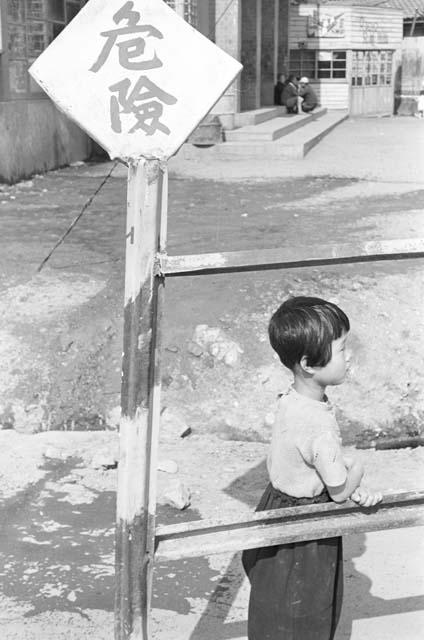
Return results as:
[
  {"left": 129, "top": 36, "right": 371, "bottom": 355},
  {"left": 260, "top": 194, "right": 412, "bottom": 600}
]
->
[{"left": 37, "top": 160, "right": 118, "bottom": 273}]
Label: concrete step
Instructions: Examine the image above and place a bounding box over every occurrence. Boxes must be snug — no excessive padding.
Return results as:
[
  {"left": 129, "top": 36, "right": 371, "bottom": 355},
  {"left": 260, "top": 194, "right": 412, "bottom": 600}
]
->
[
  {"left": 226, "top": 107, "right": 327, "bottom": 142},
  {"left": 216, "top": 110, "right": 348, "bottom": 159},
  {"left": 233, "top": 106, "right": 286, "bottom": 128}
]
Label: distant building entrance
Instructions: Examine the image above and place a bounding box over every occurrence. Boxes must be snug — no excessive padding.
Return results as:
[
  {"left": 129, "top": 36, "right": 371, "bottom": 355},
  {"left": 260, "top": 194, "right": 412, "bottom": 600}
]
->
[
  {"left": 351, "top": 50, "right": 395, "bottom": 115},
  {"left": 240, "top": 0, "right": 289, "bottom": 111},
  {"left": 288, "top": 2, "right": 403, "bottom": 116}
]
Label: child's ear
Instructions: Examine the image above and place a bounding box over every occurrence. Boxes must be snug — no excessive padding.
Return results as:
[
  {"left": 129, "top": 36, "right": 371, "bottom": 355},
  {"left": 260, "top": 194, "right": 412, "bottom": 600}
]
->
[{"left": 300, "top": 355, "right": 316, "bottom": 375}]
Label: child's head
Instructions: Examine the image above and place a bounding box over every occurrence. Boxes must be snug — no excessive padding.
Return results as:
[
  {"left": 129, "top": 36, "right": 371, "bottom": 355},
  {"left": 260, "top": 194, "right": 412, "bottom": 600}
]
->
[{"left": 268, "top": 296, "right": 350, "bottom": 374}]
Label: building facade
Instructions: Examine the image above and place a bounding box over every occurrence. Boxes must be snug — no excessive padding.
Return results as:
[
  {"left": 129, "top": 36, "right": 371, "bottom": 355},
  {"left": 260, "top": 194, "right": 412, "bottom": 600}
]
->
[
  {"left": 210, "top": 0, "right": 290, "bottom": 127},
  {"left": 288, "top": 2, "right": 403, "bottom": 116},
  {"left": 0, "top": 1, "right": 407, "bottom": 182},
  {"left": 0, "top": 0, "right": 216, "bottom": 182},
  {"left": 0, "top": 0, "right": 91, "bottom": 182},
  {"left": 0, "top": 1, "right": 292, "bottom": 182}
]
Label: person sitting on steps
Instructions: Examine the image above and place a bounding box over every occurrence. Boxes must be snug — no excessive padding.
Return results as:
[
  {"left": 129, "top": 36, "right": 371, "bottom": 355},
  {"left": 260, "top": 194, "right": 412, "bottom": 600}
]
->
[
  {"left": 298, "top": 76, "right": 318, "bottom": 113},
  {"left": 281, "top": 74, "right": 299, "bottom": 113}
]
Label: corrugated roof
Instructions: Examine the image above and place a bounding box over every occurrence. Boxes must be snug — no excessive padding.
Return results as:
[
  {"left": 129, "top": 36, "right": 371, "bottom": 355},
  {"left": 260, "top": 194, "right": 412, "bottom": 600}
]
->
[
  {"left": 299, "top": 0, "right": 424, "bottom": 18},
  {"left": 381, "top": 0, "right": 424, "bottom": 17}
]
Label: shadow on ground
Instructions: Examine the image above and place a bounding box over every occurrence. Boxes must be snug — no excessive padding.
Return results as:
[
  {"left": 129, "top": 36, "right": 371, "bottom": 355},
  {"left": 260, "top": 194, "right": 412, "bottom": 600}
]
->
[
  {"left": 1, "top": 460, "right": 422, "bottom": 636},
  {"left": 0, "top": 458, "right": 115, "bottom": 616},
  {"left": 0, "top": 459, "right": 219, "bottom": 618},
  {"left": 186, "top": 461, "right": 424, "bottom": 640}
]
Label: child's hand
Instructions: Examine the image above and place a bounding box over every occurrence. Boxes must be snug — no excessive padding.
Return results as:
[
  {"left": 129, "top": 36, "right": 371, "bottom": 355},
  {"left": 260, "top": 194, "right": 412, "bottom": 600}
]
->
[{"left": 350, "top": 486, "right": 383, "bottom": 508}]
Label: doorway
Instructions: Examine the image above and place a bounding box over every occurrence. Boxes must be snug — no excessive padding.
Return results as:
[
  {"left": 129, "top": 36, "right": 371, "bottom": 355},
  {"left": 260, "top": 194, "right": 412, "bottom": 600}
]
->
[
  {"left": 351, "top": 50, "right": 394, "bottom": 115},
  {"left": 240, "top": 0, "right": 289, "bottom": 111}
]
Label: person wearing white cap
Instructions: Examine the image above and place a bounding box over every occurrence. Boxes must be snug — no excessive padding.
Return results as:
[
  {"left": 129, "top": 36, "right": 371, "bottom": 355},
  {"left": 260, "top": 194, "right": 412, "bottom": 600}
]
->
[
  {"left": 299, "top": 76, "right": 318, "bottom": 113},
  {"left": 415, "top": 82, "right": 424, "bottom": 118}
]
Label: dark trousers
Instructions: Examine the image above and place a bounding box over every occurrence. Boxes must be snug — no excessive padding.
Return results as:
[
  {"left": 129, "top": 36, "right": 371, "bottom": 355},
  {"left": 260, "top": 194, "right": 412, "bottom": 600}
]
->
[
  {"left": 242, "top": 484, "right": 343, "bottom": 640},
  {"left": 285, "top": 97, "right": 298, "bottom": 114}
]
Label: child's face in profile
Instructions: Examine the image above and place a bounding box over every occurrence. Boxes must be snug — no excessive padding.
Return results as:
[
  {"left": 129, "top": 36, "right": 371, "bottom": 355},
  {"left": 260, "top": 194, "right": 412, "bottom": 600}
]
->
[{"left": 314, "top": 332, "right": 349, "bottom": 387}]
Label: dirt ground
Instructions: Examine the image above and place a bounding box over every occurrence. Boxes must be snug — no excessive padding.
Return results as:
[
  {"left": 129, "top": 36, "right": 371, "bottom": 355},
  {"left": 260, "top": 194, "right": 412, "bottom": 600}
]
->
[
  {"left": 0, "top": 431, "right": 423, "bottom": 640},
  {"left": 0, "top": 116, "right": 423, "bottom": 638}
]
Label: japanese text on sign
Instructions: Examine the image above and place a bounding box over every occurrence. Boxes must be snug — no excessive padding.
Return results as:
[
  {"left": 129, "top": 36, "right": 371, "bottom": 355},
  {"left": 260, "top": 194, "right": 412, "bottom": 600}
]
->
[
  {"left": 90, "top": 1, "right": 177, "bottom": 136},
  {"left": 359, "top": 17, "right": 389, "bottom": 45},
  {"left": 307, "top": 11, "right": 345, "bottom": 38}
]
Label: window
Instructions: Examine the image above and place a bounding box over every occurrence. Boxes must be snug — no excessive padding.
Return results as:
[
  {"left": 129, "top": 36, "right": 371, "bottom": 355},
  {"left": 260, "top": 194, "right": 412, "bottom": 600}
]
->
[
  {"left": 6, "top": 0, "right": 85, "bottom": 97},
  {"left": 351, "top": 50, "right": 393, "bottom": 87},
  {"left": 290, "top": 49, "right": 316, "bottom": 79},
  {"left": 317, "top": 51, "right": 346, "bottom": 79},
  {"left": 163, "top": 0, "right": 198, "bottom": 27},
  {"left": 290, "top": 50, "right": 346, "bottom": 80}
]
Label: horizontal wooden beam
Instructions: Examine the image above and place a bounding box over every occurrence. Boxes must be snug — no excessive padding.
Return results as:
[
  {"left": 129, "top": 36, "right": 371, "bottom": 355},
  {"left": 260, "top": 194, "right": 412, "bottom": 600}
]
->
[
  {"left": 155, "top": 491, "right": 424, "bottom": 561},
  {"left": 160, "top": 238, "right": 424, "bottom": 277}
]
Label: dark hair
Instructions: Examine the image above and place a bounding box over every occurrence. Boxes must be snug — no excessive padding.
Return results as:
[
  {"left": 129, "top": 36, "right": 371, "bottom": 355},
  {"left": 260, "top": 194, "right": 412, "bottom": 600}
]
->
[
  {"left": 268, "top": 296, "right": 350, "bottom": 370},
  {"left": 287, "top": 74, "right": 297, "bottom": 84}
]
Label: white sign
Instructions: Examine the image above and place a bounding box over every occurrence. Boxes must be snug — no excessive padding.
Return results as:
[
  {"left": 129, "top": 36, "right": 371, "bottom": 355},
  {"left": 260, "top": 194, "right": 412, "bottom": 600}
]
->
[
  {"left": 29, "top": 0, "right": 242, "bottom": 161},
  {"left": 307, "top": 11, "right": 346, "bottom": 38}
]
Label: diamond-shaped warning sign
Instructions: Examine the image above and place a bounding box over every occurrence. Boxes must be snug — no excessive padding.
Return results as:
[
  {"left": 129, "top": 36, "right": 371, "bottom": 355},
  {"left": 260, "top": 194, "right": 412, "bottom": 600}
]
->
[{"left": 29, "top": 0, "right": 242, "bottom": 161}]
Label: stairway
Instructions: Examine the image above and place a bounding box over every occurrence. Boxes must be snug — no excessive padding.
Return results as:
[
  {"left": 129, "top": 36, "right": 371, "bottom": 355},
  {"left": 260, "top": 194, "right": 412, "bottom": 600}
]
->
[
  {"left": 180, "top": 107, "right": 348, "bottom": 160},
  {"left": 226, "top": 106, "right": 327, "bottom": 143},
  {"left": 221, "top": 107, "right": 348, "bottom": 158}
]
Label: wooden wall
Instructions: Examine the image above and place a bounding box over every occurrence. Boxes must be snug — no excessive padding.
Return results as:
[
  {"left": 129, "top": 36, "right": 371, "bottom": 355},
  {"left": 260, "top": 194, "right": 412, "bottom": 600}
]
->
[
  {"left": 312, "top": 82, "right": 350, "bottom": 110},
  {"left": 289, "top": 4, "right": 402, "bottom": 50},
  {"left": 350, "top": 7, "right": 403, "bottom": 49},
  {"left": 290, "top": 4, "right": 353, "bottom": 50}
]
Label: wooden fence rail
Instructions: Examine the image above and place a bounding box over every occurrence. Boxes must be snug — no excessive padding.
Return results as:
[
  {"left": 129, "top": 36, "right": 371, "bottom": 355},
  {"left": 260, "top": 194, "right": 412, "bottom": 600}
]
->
[
  {"left": 160, "top": 238, "right": 424, "bottom": 277},
  {"left": 155, "top": 490, "right": 424, "bottom": 561}
]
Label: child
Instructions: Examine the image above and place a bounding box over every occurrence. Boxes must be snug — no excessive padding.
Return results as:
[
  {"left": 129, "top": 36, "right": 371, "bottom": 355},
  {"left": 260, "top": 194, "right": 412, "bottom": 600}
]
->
[{"left": 242, "top": 296, "right": 382, "bottom": 640}]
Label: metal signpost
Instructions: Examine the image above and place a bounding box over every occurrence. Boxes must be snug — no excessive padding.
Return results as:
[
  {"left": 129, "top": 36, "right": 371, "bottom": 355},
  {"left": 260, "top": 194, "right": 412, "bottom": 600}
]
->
[{"left": 29, "top": 1, "right": 424, "bottom": 639}]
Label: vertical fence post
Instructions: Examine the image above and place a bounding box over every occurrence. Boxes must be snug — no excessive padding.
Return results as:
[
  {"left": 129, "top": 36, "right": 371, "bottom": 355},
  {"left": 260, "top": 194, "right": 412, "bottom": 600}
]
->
[{"left": 115, "top": 158, "right": 167, "bottom": 640}]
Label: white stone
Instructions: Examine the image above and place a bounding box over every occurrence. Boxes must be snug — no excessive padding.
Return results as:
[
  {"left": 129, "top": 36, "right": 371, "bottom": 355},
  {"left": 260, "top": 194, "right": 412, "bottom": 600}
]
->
[
  {"left": 106, "top": 405, "right": 121, "bottom": 430},
  {"left": 160, "top": 408, "right": 190, "bottom": 442},
  {"left": 157, "top": 459, "right": 178, "bottom": 474},
  {"left": 91, "top": 446, "right": 118, "bottom": 469},
  {"left": 187, "top": 341, "right": 203, "bottom": 357},
  {"left": 161, "top": 479, "right": 191, "bottom": 510},
  {"left": 193, "top": 324, "right": 243, "bottom": 367},
  {"left": 224, "top": 345, "right": 242, "bottom": 367},
  {"left": 43, "top": 446, "right": 65, "bottom": 460},
  {"left": 264, "top": 412, "right": 275, "bottom": 427}
]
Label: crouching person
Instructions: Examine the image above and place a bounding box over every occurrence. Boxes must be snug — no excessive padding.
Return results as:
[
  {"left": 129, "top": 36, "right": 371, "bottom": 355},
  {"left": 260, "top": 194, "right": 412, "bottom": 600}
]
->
[
  {"left": 298, "top": 76, "right": 318, "bottom": 113},
  {"left": 242, "top": 296, "right": 382, "bottom": 640},
  {"left": 281, "top": 75, "right": 300, "bottom": 113}
]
